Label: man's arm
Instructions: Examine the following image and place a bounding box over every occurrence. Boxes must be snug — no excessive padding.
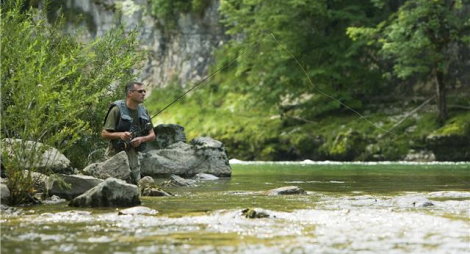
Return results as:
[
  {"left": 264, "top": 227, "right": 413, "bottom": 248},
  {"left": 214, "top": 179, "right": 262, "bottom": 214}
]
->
[{"left": 101, "top": 129, "right": 133, "bottom": 141}]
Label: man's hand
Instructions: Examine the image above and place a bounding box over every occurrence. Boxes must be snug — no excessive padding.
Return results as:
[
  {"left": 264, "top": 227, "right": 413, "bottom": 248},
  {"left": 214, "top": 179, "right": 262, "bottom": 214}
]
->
[
  {"left": 130, "top": 136, "right": 145, "bottom": 147},
  {"left": 120, "top": 131, "right": 133, "bottom": 141}
]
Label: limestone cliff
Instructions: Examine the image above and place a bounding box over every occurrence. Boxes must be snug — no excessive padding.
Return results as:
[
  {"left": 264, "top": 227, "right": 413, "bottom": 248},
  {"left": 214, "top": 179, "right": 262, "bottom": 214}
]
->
[{"left": 56, "top": 0, "right": 228, "bottom": 89}]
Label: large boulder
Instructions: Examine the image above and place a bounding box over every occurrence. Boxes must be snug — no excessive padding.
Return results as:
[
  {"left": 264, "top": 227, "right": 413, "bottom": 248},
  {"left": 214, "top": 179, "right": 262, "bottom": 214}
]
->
[
  {"left": 82, "top": 151, "right": 131, "bottom": 181},
  {"left": 46, "top": 174, "right": 103, "bottom": 199},
  {"left": 69, "top": 178, "right": 140, "bottom": 207},
  {"left": 146, "top": 124, "right": 186, "bottom": 151},
  {"left": 141, "top": 137, "right": 231, "bottom": 177},
  {"left": 1, "top": 139, "right": 72, "bottom": 174}
]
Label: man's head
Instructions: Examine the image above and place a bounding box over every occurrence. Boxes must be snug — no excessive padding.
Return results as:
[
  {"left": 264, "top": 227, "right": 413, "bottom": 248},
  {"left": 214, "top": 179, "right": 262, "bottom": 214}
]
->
[{"left": 125, "top": 81, "right": 147, "bottom": 104}]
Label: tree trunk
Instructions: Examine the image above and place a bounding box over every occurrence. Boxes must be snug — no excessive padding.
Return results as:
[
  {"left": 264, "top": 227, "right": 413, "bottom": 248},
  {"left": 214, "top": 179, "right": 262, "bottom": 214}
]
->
[{"left": 435, "top": 69, "right": 448, "bottom": 123}]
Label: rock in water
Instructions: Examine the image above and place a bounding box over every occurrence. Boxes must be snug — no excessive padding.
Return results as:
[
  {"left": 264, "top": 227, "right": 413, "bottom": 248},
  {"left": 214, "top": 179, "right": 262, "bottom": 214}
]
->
[
  {"left": 82, "top": 151, "right": 131, "bottom": 181},
  {"left": 47, "top": 174, "right": 103, "bottom": 200},
  {"left": 162, "top": 174, "right": 197, "bottom": 187},
  {"left": 141, "top": 137, "right": 231, "bottom": 177},
  {"left": 242, "top": 208, "right": 270, "bottom": 219},
  {"left": 264, "top": 186, "right": 306, "bottom": 196},
  {"left": 118, "top": 206, "right": 158, "bottom": 215},
  {"left": 69, "top": 178, "right": 140, "bottom": 207},
  {"left": 193, "top": 173, "right": 219, "bottom": 181},
  {"left": 148, "top": 124, "right": 186, "bottom": 150}
]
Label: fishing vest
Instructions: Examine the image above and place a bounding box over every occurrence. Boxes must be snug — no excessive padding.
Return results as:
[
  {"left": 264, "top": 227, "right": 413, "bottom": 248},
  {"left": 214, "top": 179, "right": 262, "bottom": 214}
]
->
[
  {"left": 104, "top": 100, "right": 151, "bottom": 151},
  {"left": 107, "top": 100, "right": 150, "bottom": 132}
]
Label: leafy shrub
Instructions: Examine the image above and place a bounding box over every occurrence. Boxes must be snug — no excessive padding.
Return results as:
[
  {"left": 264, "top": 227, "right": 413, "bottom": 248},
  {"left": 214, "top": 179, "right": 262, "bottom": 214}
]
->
[{"left": 1, "top": 1, "right": 143, "bottom": 204}]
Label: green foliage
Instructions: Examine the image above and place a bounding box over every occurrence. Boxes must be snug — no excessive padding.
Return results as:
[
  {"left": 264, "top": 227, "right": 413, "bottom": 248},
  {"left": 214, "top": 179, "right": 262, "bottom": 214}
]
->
[
  {"left": 348, "top": 0, "right": 469, "bottom": 121},
  {"left": 1, "top": 1, "right": 142, "bottom": 204},
  {"left": 150, "top": 0, "right": 210, "bottom": 29},
  {"left": 216, "top": 0, "right": 387, "bottom": 120},
  {"left": 430, "top": 112, "right": 470, "bottom": 136}
]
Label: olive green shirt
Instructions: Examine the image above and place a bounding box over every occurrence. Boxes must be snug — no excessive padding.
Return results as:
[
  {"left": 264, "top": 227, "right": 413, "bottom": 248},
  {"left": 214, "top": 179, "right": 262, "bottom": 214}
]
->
[{"left": 103, "top": 106, "right": 140, "bottom": 131}]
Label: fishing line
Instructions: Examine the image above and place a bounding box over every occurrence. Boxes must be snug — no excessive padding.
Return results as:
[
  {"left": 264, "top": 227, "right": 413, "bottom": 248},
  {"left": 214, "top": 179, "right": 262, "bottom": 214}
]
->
[
  {"left": 270, "top": 33, "right": 469, "bottom": 186},
  {"left": 269, "top": 32, "right": 435, "bottom": 137},
  {"left": 150, "top": 40, "right": 260, "bottom": 119}
]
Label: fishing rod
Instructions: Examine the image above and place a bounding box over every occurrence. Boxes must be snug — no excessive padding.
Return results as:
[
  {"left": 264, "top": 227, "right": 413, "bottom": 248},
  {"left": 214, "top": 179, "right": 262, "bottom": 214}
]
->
[{"left": 150, "top": 41, "right": 259, "bottom": 119}]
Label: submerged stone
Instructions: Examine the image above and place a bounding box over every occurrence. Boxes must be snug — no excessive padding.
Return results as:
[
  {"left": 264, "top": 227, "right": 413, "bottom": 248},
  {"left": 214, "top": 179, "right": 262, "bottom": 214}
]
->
[
  {"left": 242, "top": 208, "right": 270, "bottom": 219},
  {"left": 264, "top": 186, "right": 306, "bottom": 196},
  {"left": 118, "top": 206, "right": 158, "bottom": 215},
  {"left": 162, "top": 174, "right": 197, "bottom": 187},
  {"left": 142, "top": 187, "right": 172, "bottom": 197}
]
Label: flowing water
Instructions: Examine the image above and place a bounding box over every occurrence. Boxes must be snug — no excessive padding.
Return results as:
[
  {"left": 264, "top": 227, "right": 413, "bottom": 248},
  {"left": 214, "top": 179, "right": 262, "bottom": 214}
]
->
[{"left": 1, "top": 161, "right": 470, "bottom": 254}]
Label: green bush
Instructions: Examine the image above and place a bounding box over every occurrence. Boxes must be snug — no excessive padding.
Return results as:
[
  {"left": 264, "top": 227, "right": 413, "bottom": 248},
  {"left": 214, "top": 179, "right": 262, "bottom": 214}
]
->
[{"left": 1, "top": 1, "right": 143, "bottom": 204}]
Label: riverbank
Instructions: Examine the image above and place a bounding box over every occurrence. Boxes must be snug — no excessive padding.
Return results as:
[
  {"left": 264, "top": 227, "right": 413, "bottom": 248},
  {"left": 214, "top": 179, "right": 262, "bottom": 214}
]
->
[{"left": 147, "top": 88, "right": 470, "bottom": 162}]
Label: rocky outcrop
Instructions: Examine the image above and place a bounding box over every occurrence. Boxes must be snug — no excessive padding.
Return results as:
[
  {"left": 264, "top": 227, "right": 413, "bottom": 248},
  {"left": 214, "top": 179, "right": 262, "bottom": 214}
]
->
[
  {"left": 57, "top": 0, "right": 228, "bottom": 89},
  {"left": 1, "top": 139, "right": 72, "bottom": 174},
  {"left": 46, "top": 174, "right": 103, "bottom": 199},
  {"left": 82, "top": 151, "right": 131, "bottom": 181},
  {"left": 69, "top": 178, "right": 140, "bottom": 207},
  {"left": 141, "top": 137, "right": 231, "bottom": 177}
]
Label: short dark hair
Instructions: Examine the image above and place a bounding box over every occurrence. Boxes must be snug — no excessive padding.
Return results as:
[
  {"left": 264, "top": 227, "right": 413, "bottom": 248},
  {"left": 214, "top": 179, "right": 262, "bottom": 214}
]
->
[{"left": 125, "top": 81, "right": 144, "bottom": 95}]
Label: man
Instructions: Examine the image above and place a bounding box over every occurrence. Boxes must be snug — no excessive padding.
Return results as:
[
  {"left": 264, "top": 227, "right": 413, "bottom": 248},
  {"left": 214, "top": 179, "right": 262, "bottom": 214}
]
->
[{"left": 101, "top": 81, "right": 156, "bottom": 184}]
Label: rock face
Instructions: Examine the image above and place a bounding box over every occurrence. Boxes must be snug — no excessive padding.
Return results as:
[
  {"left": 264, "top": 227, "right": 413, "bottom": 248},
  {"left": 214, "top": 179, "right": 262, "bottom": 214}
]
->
[
  {"left": 57, "top": 0, "right": 228, "bottom": 89},
  {"left": 69, "top": 178, "right": 140, "bottom": 207},
  {"left": 82, "top": 151, "right": 131, "bottom": 181},
  {"left": 2, "top": 139, "right": 71, "bottom": 174},
  {"left": 141, "top": 137, "right": 231, "bottom": 177},
  {"left": 47, "top": 174, "right": 103, "bottom": 199}
]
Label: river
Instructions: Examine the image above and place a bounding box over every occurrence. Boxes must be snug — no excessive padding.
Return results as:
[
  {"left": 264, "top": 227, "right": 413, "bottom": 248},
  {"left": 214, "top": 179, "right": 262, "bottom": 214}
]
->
[{"left": 1, "top": 161, "right": 469, "bottom": 253}]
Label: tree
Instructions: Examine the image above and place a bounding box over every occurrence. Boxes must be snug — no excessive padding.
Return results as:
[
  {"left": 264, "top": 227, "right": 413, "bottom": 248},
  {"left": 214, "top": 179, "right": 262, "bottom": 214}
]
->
[{"left": 348, "top": 0, "right": 470, "bottom": 122}]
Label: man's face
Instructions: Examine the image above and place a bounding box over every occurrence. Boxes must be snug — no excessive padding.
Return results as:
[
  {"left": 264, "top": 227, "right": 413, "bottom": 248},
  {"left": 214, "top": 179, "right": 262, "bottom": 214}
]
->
[{"left": 129, "top": 85, "right": 147, "bottom": 103}]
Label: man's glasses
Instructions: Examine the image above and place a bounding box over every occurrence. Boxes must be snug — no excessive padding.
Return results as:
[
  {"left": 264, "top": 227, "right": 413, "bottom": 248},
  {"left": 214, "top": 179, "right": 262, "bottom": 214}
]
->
[{"left": 131, "top": 89, "right": 146, "bottom": 94}]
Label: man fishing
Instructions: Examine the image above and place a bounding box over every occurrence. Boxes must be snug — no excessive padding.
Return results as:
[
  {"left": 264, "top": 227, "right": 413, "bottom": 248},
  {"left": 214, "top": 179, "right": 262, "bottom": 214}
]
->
[{"left": 101, "top": 81, "right": 156, "bottom": 184}]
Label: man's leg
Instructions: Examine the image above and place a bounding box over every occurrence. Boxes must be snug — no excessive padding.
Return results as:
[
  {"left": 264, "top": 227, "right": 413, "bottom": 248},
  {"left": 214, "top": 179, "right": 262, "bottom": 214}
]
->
[{"left": 126, "top": 148, "right": 141, "bottom": 184}]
